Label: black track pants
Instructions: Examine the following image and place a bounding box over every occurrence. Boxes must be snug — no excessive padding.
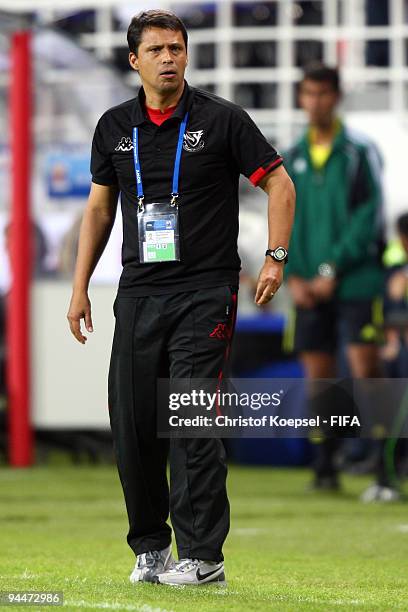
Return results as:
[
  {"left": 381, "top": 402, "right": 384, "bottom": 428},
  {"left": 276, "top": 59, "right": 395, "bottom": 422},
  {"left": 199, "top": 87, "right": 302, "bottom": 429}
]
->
[{"left": 108, "top": 285, "right": 238, "bottom": 562}]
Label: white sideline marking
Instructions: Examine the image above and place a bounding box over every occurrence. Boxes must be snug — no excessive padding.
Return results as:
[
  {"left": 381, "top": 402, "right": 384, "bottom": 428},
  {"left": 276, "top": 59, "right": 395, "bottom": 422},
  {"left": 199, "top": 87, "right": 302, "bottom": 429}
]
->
[
  {"left": 64, "top": 576, "right": 88, "bottom": 583},
  {"left": 396, "top": 524, "right": 408, "bottom": 533},
  {"left": 273, "top": 595, "right": 364, "bottom": 607},
  {"left": 331, "top": 600, "right": 363, "bottom": 606},
  {"left": 66, "top": 601, "right": 174, "bottom": 612}
]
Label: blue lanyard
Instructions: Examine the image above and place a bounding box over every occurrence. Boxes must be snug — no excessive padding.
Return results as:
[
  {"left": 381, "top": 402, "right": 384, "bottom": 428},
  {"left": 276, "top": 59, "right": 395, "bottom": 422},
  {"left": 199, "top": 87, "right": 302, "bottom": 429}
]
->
[{"left": 133, "top": 111, "right": 189, "bottom": 211}]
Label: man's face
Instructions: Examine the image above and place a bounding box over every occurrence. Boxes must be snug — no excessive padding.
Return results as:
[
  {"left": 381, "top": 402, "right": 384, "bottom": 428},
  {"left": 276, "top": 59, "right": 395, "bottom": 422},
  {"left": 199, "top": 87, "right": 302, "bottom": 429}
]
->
[
  {"left": 298, "top": 79, "right": 340, "bottom": 126},
  {"left": 129, "top": 27, "right": 187, "bottom": 96}
]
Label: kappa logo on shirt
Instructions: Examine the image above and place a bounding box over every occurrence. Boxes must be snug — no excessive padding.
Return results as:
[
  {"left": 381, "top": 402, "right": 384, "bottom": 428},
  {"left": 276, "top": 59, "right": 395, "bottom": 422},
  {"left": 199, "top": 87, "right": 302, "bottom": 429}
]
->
[
  {"left": 115, "top": 137, "right": 133, "bottom": 152},
  {"left": 183, "top": 130, "right": 205, "bottom": 152}
]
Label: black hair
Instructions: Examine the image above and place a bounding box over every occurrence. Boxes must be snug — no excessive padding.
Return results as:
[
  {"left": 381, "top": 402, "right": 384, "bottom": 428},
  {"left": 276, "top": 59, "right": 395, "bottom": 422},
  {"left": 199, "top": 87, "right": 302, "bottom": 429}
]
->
[
  {"left": 127, "top": 9, "right": 188, "bottom": 55},
  {"left": 301, "top": 63, "right": 341, "bottom": 93},
  {"left": 397, "top": 213, "right": 408, "bottom": 237}
]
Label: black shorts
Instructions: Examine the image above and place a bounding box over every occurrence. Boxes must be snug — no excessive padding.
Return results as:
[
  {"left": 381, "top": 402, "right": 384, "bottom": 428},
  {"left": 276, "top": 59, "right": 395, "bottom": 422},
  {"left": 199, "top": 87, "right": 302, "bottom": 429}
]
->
[{"left": 289, "top": 298, "right": 383, "bottom": 353}]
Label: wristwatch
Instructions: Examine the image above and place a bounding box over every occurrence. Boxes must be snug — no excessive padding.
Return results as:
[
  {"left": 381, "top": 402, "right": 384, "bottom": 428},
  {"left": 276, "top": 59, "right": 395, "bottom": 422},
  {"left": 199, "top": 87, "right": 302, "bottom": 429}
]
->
[
  {"left": 265, "top": 246, "right": 288, "bottom": 264},
  {"left": 318, "top": 262, "right": 336, "bottom": 279}
]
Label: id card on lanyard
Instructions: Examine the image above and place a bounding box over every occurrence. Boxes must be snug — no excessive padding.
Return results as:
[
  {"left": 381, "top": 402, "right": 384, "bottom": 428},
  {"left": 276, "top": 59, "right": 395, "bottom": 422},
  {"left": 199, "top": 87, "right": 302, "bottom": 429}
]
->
[{"left": 133, "top": 112, "right": 189, "bottom": 264}]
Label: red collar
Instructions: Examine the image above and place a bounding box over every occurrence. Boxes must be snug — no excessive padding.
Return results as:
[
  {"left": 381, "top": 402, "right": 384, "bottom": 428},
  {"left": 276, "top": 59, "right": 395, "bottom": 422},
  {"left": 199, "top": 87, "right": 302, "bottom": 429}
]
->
[{"left": 146, "top": 105, "right": 177, "bottom": 126}]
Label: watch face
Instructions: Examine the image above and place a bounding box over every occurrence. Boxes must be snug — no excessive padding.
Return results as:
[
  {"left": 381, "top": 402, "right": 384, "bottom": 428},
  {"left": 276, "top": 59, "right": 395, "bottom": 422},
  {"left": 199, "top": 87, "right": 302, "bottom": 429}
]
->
[{"left": 275, "top": 247, "right": 286, "bottom": 261}]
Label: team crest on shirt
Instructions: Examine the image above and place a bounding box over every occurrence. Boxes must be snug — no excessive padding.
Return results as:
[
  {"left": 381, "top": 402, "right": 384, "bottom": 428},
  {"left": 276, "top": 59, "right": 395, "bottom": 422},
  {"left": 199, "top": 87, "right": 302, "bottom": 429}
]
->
[
  {"left": 183, "top": 130, "right": 205, "bottom": 152},
  {"left": 115, "top": 137, "right": 133, "bottom": 152}
]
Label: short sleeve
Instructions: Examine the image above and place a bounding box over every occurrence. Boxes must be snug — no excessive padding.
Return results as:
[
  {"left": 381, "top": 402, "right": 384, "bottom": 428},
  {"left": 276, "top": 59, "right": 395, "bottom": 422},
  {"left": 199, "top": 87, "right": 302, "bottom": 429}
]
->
[
  {"left": 229, "top": 107, "right": 283, "bottom": 187},
  {"left": 90, "top": 118, "right": 118, "bottom": 186}
]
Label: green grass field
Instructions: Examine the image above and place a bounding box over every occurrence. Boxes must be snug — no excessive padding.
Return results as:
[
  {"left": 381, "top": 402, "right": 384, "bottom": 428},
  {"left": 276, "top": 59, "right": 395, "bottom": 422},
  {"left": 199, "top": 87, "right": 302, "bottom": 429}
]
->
[{"left": 1, "top": 464, "right": 408, "bottom": 611}]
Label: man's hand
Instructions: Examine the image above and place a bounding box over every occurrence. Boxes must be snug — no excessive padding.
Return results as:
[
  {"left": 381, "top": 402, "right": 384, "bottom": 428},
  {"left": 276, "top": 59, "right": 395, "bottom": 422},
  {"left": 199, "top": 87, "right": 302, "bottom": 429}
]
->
[
  {"left": 255, "top": 260, "right": 283, "bottom": 306},
  {"left": 287, "top": 276, "right": 316, "bottom": 309},
  {"left": 388, "top": 270, "right": 408, "bottom": 302},
  {"left": 256, "top": 165, "right": 295, "bottom": 305},
  {"left": 67, "top": 291, "right": 93, "bottom": 344},
  {"left": 309, "top": 276, "right": 337, "bottom": 302}
]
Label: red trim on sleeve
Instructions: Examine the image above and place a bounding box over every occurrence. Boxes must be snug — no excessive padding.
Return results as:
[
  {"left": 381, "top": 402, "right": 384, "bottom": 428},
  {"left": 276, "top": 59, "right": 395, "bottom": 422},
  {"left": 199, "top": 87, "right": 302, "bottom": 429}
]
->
[{"left": 249, "top": 157, "right": 283, "bottom": 187}]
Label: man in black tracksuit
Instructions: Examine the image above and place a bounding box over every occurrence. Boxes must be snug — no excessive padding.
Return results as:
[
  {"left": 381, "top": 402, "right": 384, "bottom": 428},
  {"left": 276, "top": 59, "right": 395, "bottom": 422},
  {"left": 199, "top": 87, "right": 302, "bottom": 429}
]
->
[{"left": 67, "top": 9, "right": 295, "bottom": 586}]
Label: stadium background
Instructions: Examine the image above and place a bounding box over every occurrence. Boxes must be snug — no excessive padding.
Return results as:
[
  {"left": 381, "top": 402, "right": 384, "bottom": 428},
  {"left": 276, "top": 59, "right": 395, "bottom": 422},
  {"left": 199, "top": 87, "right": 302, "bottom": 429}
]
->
[{"left": 2, "top": 1, "right": 408, "bottom": 611}]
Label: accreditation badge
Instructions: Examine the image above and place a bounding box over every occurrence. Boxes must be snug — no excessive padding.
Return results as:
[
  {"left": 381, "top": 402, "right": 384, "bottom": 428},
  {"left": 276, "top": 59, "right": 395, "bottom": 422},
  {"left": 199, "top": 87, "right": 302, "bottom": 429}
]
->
[{"left": 137, "top": 202, "right": 180, "bottom": 264}]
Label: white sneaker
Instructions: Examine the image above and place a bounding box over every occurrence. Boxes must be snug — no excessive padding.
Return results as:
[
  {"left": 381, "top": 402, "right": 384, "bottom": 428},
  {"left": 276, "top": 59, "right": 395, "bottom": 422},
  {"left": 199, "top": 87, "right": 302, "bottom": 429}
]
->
[
  {"left": 156, "top": 558, "right": 226, "bottom": 586},
  {"left": 129, "top": 544, "right": 175, "bottom": 583},
  {"left": 361, "top": 484, "right": 401, "bottom": 503},
  {"left": 378, "top": 486, "right": 401, "bottom": 502},
  {"left": 361, "top": 484, "right": 382, "bottom": 503}
]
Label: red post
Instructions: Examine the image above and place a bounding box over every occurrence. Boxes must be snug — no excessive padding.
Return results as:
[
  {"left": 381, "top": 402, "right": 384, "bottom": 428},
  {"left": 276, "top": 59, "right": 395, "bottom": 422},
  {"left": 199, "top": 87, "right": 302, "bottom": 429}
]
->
[{"left": 7, "top": 30, "right": 33, "bottom": 466}]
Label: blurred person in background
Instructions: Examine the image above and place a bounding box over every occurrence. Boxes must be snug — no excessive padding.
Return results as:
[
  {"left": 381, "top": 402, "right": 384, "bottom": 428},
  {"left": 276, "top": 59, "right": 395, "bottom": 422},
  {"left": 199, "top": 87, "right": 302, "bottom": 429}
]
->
[
  {"left": 4, "top": 221, "right": 50, "bottom": 279},
  {"left": 67, "top": 9, "right": 295, "bottom": 587},
  {"left": 381, "top": 213, "right": 408, "bottom": 376},
  {"left": 0, "top": 221, "right": 51, "bottom": 459},
  {"left": 364, "top": 212, "right": 408, "bottom": 500},
  {"left": 284, "top": 64, "right": 385, "bottom": 492}
]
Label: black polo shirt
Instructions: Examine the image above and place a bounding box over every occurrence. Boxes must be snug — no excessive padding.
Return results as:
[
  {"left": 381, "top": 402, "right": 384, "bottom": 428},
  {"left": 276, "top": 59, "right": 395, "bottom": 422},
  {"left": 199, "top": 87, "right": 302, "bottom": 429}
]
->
[{"left": 91, "top": 80, "right": 283, "bottom": 296}]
